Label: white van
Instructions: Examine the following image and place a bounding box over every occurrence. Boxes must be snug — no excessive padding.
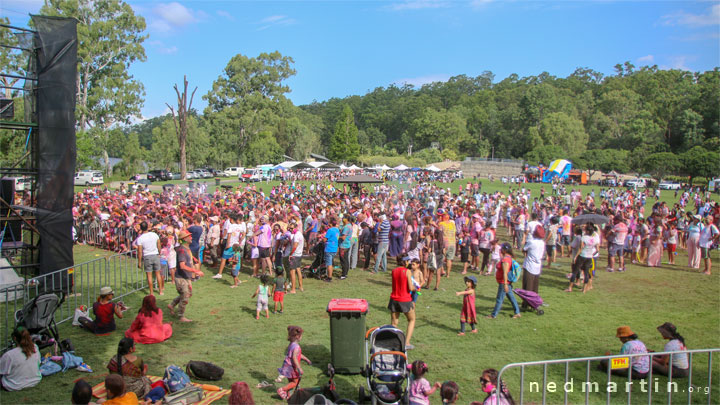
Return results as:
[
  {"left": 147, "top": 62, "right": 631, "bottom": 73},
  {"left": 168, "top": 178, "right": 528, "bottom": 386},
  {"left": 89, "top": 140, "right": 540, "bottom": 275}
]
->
[
  {"left": 224, "top": 167, "right": 244, "bottom": 177},
  {"left": 240, "top": 168, "right": 261, "bottom": 182},
  {"left": 74, "top": 171, "right": 104, "bottom": 186}
]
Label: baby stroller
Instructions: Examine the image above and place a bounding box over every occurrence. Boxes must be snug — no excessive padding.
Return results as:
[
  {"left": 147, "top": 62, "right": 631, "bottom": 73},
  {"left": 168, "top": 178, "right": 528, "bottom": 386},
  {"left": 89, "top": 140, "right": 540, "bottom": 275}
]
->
[
  {"left": 302, "top": 240, "right": 327, "bottom": 279},
  {"left": 14, "top": 292, "right": 65, "bottom": 349},
  {"left": 359, "top": 325, "right": 409, "bottom": 405}
]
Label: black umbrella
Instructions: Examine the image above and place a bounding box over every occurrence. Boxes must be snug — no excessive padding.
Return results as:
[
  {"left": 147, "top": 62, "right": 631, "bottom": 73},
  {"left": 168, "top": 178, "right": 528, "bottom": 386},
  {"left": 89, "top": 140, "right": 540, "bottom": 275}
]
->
[{"left": 571, "top": 214, "right": 609, "bottom": 225}]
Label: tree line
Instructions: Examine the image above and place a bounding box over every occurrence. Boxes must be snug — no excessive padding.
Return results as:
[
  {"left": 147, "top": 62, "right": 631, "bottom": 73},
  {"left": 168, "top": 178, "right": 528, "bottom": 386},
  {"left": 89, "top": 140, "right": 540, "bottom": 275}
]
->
[{"left": 0, "top": 0, "right": 718, "bottom": 182}]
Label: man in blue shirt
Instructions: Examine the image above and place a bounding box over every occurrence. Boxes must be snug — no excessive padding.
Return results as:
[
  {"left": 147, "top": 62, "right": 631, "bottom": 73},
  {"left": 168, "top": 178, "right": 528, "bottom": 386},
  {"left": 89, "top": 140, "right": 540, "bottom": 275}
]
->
[
  {"left": 338, "top": 215, "right": 353, "bottom": 279},
  {"left": 324, "top": 217, "right": 340, "bottom": 282}
]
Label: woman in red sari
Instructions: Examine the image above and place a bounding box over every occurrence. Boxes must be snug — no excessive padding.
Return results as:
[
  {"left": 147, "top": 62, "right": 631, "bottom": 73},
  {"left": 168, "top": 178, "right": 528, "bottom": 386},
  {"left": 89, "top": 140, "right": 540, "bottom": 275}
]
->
[{"left": 125, "top": 295, "right": 172, "bottom": 344}]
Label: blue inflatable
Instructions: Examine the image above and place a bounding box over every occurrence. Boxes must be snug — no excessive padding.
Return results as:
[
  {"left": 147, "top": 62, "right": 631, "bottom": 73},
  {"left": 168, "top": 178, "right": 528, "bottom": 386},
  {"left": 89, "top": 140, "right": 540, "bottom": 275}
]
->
[{"left": 542, "top": 159, "right": 572, "bottom": 183}]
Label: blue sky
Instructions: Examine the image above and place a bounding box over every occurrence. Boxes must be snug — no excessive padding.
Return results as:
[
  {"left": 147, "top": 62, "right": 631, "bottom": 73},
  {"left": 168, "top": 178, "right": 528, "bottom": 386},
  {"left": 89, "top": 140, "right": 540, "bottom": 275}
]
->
[{"left": 3, "top": 0, "right": 719, "bottom": 120}]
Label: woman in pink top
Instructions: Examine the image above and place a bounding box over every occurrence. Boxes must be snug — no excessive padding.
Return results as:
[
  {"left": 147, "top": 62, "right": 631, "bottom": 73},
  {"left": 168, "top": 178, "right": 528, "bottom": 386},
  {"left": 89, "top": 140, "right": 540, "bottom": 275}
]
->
[{"left": 125, "top": 295, "right": 172, "bottom": 344}]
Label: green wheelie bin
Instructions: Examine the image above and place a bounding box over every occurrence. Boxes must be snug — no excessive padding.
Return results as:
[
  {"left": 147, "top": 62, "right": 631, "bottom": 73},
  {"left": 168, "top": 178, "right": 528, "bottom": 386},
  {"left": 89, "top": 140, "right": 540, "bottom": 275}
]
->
[{"left": 327, "top": 298, "right": 368, "bottom": 374}]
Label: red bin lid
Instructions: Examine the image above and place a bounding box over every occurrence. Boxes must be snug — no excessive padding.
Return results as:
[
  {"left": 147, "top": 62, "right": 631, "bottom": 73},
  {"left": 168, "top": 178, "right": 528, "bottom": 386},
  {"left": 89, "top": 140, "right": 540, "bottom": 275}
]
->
[{"left": 327, "top": 299, "right": 368, "bottom": 313}]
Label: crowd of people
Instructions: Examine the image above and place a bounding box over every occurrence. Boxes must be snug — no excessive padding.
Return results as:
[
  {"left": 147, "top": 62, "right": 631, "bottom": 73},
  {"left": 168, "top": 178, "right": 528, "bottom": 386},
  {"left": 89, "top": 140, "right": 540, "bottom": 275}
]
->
[{"left": 4, "top": 176, "right": 718, "bottom": 402}]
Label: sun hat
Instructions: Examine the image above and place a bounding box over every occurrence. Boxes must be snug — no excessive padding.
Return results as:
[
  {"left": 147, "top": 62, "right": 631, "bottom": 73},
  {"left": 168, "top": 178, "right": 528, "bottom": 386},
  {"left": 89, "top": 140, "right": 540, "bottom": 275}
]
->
[
  {"left": 464, "top": 275, "right": 477, "bottom": 286},
  {"left": 616, "top": 326, "right": 635, "bottom": 338},
  {"left": 99, "top": 286, "right": 114, "bottom": 296},
  {"left": 178, "top": 230, "right": 192, "bottom": 241}
]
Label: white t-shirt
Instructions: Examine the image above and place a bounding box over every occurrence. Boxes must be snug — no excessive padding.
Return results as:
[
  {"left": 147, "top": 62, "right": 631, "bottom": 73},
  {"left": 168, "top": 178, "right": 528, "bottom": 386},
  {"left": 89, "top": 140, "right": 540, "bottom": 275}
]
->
[
  {"left": 227, "top": 222, "right": 246, "bottom": 247},
  {"left": 580, "top": 234, "right": 599, "bottom": 258},
  {"left": 522, "top": 238, "right": 545, "bottom": 276},
  {"left": 699, "top": 224, "right": 718, "bottom": 248},
  {"left": 135, "top": 232, "right": 160, "bottom": 256},
  {"left": 526, "top": 220, "right": 542, "bottom": 239},
  {"left": 0, "top": 345, "right": 41, "bottom": 391},
  {"left": 291, "top": 231, "right": 305, "bottom": 257},
  {"left": 664, "top": 339, "right": 689, "bottom": 369}
]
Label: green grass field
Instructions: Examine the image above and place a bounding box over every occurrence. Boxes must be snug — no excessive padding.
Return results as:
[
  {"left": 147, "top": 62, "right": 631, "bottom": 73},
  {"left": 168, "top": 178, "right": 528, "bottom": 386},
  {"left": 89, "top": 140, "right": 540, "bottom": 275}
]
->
[
  {"left": 9, "top": 179, "right": 718, "bottom": 404},
  {"left": 3, "top": 236, "right": 719, "bottom": 404}
]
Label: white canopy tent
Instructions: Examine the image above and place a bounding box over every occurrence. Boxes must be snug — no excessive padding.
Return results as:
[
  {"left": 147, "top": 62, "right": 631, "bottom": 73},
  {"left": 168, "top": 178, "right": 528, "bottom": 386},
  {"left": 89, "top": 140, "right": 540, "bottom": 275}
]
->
[
  {"left": 347, "top": 164, "right": 361, "bottom": 170},
  {"left": 426, "top": 165, "right": 441, "bottom": 172},
  {"left": 393, "top": 164, "right": 409, "bottom": 171},
  {"left": 309, "top": 161, "right": 341, "bottom": 169}
]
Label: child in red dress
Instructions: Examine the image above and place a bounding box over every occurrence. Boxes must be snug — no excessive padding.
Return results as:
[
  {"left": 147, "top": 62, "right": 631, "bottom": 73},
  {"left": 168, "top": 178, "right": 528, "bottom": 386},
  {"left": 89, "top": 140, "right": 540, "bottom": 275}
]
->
[{"left": 456, "top": 276, "right": 477, "bottom": 336}]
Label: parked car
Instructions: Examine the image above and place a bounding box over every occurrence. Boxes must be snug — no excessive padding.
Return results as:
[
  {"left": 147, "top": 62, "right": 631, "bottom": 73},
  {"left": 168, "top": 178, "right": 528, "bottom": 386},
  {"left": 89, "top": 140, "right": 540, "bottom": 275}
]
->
[
  {"left": 224, "top": 167, "right": 244, "bottom": 177},
  {"left": 658, "top": 181, "right": 681, "bottom": 190},
  {"left": 212, "top": 169, "right": 227, "bottom": 177},
  {"left": 75, "top": 171, "right": 104, "bottom": 186},
  {"left": 149, "top": 169, "right": 173, "bottom": 181},
  {"left": 241, "top": 168, "right": 261, "bottom": 182},
  {"left": 185, "top": 171, "right": 197, "bottom": 180},
  {"left": 130, "top": 173, "right": 156, "bottom": 182}
]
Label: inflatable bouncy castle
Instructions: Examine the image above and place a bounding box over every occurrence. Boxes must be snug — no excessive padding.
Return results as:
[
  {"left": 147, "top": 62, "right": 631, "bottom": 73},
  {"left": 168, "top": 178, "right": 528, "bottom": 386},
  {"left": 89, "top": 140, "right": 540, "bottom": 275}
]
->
[{"left": 542, "top": 159, "right": 572, "bottom": 183}]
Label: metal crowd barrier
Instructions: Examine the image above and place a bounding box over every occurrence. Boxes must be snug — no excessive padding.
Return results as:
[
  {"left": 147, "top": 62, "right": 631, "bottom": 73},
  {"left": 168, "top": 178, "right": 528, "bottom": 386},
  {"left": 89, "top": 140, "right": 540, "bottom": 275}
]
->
[
  {"left": 74, "top": 220, "right": 138, "bottom": 250},
  {"left": 496, "top": 349, "right": 719, "bottom": 404},
  {"left": 0, "top": 249, "right": 169, "bottom": 352}
]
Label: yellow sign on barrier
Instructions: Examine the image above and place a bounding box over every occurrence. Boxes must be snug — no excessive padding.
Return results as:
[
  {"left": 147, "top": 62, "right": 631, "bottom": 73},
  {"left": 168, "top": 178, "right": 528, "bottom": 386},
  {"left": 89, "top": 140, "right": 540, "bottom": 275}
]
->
[{"left": 610, "top": 357, "right": 629, "bottom": 370}]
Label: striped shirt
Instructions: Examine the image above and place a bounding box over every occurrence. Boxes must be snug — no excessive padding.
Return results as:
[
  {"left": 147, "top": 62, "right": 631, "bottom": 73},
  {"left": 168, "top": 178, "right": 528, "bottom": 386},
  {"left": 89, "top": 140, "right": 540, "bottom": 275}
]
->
[{"left": 378, "top": 220, "right": 391, "bottom": 243}]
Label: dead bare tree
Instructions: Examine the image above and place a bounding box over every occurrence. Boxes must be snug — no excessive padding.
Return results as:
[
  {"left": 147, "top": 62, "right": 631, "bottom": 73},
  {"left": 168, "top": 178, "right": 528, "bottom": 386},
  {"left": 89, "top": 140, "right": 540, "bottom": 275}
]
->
[{"left": 166, "top": 75, "right": 197, "bottom": 180}]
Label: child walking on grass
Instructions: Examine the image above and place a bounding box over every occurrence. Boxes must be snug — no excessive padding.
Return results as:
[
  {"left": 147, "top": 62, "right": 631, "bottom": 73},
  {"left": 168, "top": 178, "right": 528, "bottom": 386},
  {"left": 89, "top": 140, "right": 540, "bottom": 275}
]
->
[
  {"left": 276, "top": 325, "right": 312, "bottom": 400},
  {"left": 251, "top": 274, "right": 271, "bottom": 319},
  {"left": 485, "top": 239, "right": 500, "bottom": 276},
  {"left": 456, "top": 276, "right": 477, "bottom": 335},
  {"left": 408, "top": 360, "right": 441, "bottom": 405},
  {"left": 272, "top": 266, "right": 286, "bottom": 314}
]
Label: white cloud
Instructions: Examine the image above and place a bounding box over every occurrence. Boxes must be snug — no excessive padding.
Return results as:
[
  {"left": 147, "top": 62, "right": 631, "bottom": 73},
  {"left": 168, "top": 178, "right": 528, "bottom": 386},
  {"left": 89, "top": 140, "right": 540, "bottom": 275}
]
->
[
  {"left": 470, "top": 0, "right": 493, "bottom": 9},
  {"left": 661, "top": 4, "right": 720, "bottom": 27},
  {"left": 147, "top": 40, "right": 179, "bottom": 55},
  {"left": 637, "top": 55, "right": 654, "bottom": 64},
  {"left": 149, "top": 2, "right": 207, "bottom": 33},
  {"left": 217, "top": 10, "right": 235, "bottom": 21},
  {"left": 393, "top": 74, "right": 451, "bottom": 88},
  {"left": 389, "top": 0, "right": 449, "bottom": 11},
  {"left": 155, "top": 2, "right": 197, "bottom": 26},
  {"left": 257, "top": 15, "right": 296, "bottom": 31},
  {"left": 668, "top": 56, "right": 691, "bottom": 71}
]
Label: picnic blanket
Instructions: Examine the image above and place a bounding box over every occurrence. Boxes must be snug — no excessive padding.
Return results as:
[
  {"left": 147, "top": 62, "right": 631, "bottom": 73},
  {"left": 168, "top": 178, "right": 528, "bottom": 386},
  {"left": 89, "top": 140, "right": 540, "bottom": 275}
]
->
[{"left": 92, "top": 375, "right": 230, "bottom": 405}]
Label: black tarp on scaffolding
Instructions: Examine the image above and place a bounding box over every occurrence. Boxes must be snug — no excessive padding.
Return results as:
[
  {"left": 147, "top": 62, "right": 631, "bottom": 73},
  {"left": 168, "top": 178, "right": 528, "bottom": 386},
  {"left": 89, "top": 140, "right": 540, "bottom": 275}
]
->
[{"left": 32, "top": 16, "right": 77, "bottom": 276}]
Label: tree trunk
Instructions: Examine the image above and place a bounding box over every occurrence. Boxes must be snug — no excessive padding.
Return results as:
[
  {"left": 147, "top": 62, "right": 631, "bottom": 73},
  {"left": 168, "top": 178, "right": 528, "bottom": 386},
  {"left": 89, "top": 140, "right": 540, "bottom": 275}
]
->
[
  {"left": 167, "top": 75, "right": 196, "bottom": 181},
  {"left": 103, "top": 149, "right": 111, "bottom": 176}
]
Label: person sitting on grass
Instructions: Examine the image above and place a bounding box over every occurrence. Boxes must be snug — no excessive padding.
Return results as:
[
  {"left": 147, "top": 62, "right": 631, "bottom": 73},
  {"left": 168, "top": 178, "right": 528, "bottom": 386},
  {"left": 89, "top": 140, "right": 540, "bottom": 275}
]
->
[
  {"left": 124, "top": 295, "right": 172, "bottom": 344},
  {"left": 599, "top": 326, "right": 649, "bottom": 379},
  {"left": 78, "top": 286, "right": 125, "bottom": 334},
  {"left": 408, "top": 360, "right": 441, "bottom": 405},
  {"left": 97, "top": 374, "right": 138, "bottom": 405},
  {"left": 106, "top": 338, "right": 151, "bottom": 399},
  {"left": 440, "top": 381, "right": 459, "bottom": 404},
  {"left": 71, "top": 380, "right": 95, "bottom": 404},
  {"left": 479, "top": 368, "right": 515, "bottom": 405},
  {"left": 0, "top": 327, "right": 41, "bottom": 391},
  {"left": 652, "top": 322, "right": 689, "bottom": 378}
]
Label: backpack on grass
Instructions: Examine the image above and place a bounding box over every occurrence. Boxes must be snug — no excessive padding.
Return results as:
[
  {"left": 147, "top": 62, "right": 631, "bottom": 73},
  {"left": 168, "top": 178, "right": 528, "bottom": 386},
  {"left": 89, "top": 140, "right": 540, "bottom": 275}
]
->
[
  {"left": 186, "top": 361, "right": 224, "bottom": 381},
  {"left": 163, "top": 385, "right": 203, "bottom": 405},
  {"left": 164, "top": 365, "right": 191, "bottom": 393}
]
